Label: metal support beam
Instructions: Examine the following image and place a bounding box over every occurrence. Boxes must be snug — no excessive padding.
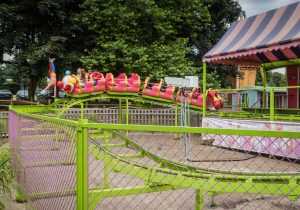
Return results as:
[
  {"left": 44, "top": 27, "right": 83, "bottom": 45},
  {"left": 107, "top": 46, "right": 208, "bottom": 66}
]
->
[
  {"left": 262, "top": 58, "right": 300, "bottom": 71},
  {"left": 125, "top": 98, "right": 129, "bottom": 125},
  {"left": 118, "top": 99, "right": 122, "bottom": 124},
  {"left": 77, "top": 119, "right": 88, "bottom": 210},
  {"left": 202, "top": 63, "right": 207, "bottom": 117},
  {"left": 270, "top": 87, "right": 275, "bottom": 121},
  {"left": 80, "top": 103, "right": 84, "bottom": 119},
  {"left": 174, "top": 106, "right": 179, "bottom": 139},
  {"left": 261, "top": 67, "right": 267, "bottom": 108}
]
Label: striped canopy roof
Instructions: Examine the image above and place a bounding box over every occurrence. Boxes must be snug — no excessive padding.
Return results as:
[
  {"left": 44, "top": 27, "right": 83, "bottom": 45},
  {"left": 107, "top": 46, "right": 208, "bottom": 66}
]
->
[{"left": 203, "top": 1, "right": 300, "bottom": 66}]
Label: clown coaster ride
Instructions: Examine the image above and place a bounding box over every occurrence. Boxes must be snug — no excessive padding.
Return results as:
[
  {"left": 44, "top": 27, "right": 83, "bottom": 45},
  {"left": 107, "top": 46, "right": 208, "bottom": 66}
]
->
[
  {"left": 55, "top": 71, "right": 224, "bottom": 111},
  {"left": 9, "top": 2, "right": 300, "bottom": 209}
]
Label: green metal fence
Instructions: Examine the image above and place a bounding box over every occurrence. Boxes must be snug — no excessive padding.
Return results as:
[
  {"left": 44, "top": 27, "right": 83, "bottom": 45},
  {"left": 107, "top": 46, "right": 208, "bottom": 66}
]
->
[
  {"left": 217, "top": 86, "right": 300, "bottom": 121},
  {"left": 8, "top": 106, "right": 300, "bottom": 210}
]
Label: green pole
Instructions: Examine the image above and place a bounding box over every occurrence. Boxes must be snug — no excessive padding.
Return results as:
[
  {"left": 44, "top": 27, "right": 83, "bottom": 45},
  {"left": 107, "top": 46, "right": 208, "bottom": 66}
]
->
[
  {"left": 195, "top": 189, "right": 204, "bottom": 210},
  {"left": 174, "top": 106, "right": 179, "bottom": 140},
  {"left": 262, "top": 58, "right": 300, "bottom": 70},
  {"left": 77, "top": 119, "right": 88, "bottom": 210},
  {"left": 81, "top": 103, "right": 84, "bottom": 119},
  {"left": 104, "top": 135, "right": 110, "bottom": 188},
  {"left": 119, "top": 99, "right": 122, "bottom": 124},
  {"left": 125, "top": 98, "right": 129, "bottom": 125},
  {"left": 202, "top": 63, "right": 207, "bottom": 117},
  {"left": 270, "top": 87, "right": 275, "bottom": 121},
  {"left": 262, "top": 67, "right": 267, "bottom": 108},
  {"left": 175, "top": 105, "right": 178, "bottom": 127}
]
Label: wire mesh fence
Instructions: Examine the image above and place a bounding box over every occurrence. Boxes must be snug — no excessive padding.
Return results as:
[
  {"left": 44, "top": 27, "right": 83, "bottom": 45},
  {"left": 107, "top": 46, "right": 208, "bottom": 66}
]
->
[
  {"left": 8, "top": 108, "right": 300, "bottom": 210},
  {"left": 87, "top": 126, "right": 300, "bottom": 210},
  {"left": 9, "top": 111, "right": 77, "bottom": 210}
]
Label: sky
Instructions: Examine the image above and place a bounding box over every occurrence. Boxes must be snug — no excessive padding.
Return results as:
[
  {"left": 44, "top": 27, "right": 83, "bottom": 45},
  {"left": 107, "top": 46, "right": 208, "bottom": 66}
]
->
[
  {"left": 238, "top": 0, "right": 300, "bottom": 17},
  {"left": 238, "top": 0, "right": 299, "bottom": 74}
]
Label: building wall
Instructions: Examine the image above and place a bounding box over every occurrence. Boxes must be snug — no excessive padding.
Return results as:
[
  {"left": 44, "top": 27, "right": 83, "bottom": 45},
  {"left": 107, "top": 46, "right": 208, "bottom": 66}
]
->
[
  {"left": 236, "top": 67, "right": 257, "bottom": 89},
  {"left": 286, "top": 65, "right": 299, "bottom": 108}
]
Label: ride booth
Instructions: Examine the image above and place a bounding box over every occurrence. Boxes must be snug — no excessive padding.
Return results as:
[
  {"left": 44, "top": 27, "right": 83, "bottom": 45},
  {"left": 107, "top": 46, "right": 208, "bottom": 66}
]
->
[
  {"left": 201, "top": 1, "right": 300, "bottom": 158},
  {"left": 231, "top": 86, "right": 288, "bottom": 109}
]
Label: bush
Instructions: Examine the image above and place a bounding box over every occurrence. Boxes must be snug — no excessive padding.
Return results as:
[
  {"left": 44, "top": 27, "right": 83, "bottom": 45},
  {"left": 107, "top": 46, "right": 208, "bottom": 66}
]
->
[{"left": 0, "top": 143, "right": 14, "bottom": 208}]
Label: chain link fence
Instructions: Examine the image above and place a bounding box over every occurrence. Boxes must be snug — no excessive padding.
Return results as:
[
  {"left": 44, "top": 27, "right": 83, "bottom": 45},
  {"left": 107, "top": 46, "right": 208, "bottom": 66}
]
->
[
  {"left": 87, "top": 127, "right": 300, "bottom": 210},
  {"left": 8, "top": 108, "right": 300, "bottom": 210},
  {"left": 9, "top": 111, "right": 77, "bottom": 210}
]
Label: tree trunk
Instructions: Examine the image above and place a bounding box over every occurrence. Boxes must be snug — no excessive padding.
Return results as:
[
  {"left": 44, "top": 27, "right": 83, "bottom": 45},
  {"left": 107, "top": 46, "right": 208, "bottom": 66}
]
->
[{"left": 28, "top": 75, "right": 39, "bottom": 101}]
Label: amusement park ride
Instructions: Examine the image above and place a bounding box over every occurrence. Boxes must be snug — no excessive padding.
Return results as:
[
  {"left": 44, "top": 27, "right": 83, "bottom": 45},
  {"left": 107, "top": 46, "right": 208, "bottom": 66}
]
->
[
  {"left": 55, "top": 71, "right": 224, "bottom": 110},
  {"left": 8, "top": 2, "right": 300, "bottom": 210}
]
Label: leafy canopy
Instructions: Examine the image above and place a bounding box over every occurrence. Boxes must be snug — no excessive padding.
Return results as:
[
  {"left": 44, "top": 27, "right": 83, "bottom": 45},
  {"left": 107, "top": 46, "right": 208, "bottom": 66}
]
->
[
  {"left": 0, "top": 0, "right": 242, "bottom": 96},
  {"left": 79, "top": 0, "right": 242, "bottom": 85},
  {"left": 0, "top": 0, "right": 87, "bottom": 97},
  {"left": 79, "top": 0, "right": 212, "bottom": 80}
]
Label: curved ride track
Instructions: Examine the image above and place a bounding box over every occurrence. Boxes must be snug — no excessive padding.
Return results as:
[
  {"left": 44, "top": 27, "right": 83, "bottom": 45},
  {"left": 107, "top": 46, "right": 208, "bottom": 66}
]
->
[
  {"left": 88, "top": 129, "right": 300, "bottom": 208},
  {"left": 46, "top": 93, "right": 205, "bottom": 118},
  {"left": 41, "top": 95, "right": 300, "bottom": 209}
]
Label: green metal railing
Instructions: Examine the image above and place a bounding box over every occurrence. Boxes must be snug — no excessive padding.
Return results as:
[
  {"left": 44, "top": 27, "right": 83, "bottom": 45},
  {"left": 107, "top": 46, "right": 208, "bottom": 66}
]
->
[
  {"left": 216, "top": 86, "right": 300, "bottom": 121},
  {"left": 8, "top": 105, "right": 300, "bottom": 209}
]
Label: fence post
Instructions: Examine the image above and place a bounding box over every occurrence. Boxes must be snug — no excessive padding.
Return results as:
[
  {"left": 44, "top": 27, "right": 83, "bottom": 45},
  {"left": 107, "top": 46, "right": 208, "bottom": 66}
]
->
[
  {"left": 125, "top": 98, "right": 129, "bottom": 125},
  {"left": 261, "top": 67, "right": 267, "bottom": 108},
  {"left": 77, "top": 119, "right": 88, "bottom": 210},
  {"left": 104, "top": 134, "right": 110, "bottom": 188},
  {"left": 202, "top": 63, "right": 207, "bottom": 118},
  {"left": 80, "top": 103, "right": 84, "bottom": 119},
  {"left": 270, "top": 87, "right": 275, "bottom": 121},
  {"left": 174, "top": 106, "right": 179, "bottom": 140},
  {"left": 118, "top": 99, "right": 122, "bottom": 124}
]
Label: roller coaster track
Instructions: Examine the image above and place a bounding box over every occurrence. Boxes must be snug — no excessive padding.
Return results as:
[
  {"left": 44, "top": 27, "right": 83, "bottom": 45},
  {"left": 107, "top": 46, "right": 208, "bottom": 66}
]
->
[
  {"left": 45, "top": 93, "right": 205, "bottom": 118},
  {"left": 88, "top": 129, "right": 300, "bottom": 208},
  {"left": 46, "top": 93, "right": 300, "bottom": 122}
]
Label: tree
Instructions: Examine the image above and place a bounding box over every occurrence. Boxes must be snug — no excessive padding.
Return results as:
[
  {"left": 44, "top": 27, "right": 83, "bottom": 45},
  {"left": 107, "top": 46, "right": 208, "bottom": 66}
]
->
[
  {"left": 256, "top": 70, "right": 286, "bottom": 87},
  {"left": 0, "top": 0, "right": 89, "bottom": 99},
  {"left": 271, "top": 72, "right": 286, "bottom": 86},
  {"left": 79, "top": 0, "right": 242, "bottom": 85},
  {"left": 79, "top": 0, "right": 212, "bottom": 80},
  {"left": 1, "top": 0, "right": 243, "bottom": 97},
  {"left": 194, "top": 0, "right": 243, "bottom": 87}
]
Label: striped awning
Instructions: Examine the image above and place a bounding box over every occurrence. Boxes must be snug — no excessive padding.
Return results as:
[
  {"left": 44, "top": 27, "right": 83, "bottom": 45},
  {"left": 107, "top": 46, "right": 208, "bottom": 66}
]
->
[{"left": 203, "top": 2, "right": 300, "bottom": 66}]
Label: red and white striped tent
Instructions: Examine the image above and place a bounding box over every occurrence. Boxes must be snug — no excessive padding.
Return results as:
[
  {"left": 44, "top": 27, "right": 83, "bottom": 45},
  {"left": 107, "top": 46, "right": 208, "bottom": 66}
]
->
[{"left": 203, "top": 1, "right": 300, "bottom": 66}]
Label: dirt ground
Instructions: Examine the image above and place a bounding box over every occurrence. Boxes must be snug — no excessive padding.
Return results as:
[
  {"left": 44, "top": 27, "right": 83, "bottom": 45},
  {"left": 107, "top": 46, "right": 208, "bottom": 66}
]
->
[{"left": 0, "top": 195, "right": 26, "bottom": 210}]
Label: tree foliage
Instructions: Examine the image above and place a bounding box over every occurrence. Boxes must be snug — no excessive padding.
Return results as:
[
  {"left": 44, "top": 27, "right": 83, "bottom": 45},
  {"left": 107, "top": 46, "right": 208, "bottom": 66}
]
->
[
  {"left": 271, "top": 72, "right": 286, "bottom": 86},
  {"left": 256, "top": 70, "right": 286, "bottom": 87},
  {"left": 196, "top": 0, "right": 243, "bottom": 87},
  {"left": 0, "top": 0, "right": 243, "bottom": 97},
  {"left": 0, "top": 0, "right": 88, "bottom": 98},
  {"left": 79, "top": 0, "right": 212, "bottom": 80},
  {"left": 79, "top": 0, "right": 242, "bottom": 84}
]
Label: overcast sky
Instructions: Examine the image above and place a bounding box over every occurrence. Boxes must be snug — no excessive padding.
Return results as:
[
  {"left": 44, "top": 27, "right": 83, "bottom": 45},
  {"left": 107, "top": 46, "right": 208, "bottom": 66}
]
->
[
  {"left": 238, "top": 0, "right": 300, "bottom": 17},
  {"left": 237, "top": 0, "right": 299, "bottom": 74}
]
